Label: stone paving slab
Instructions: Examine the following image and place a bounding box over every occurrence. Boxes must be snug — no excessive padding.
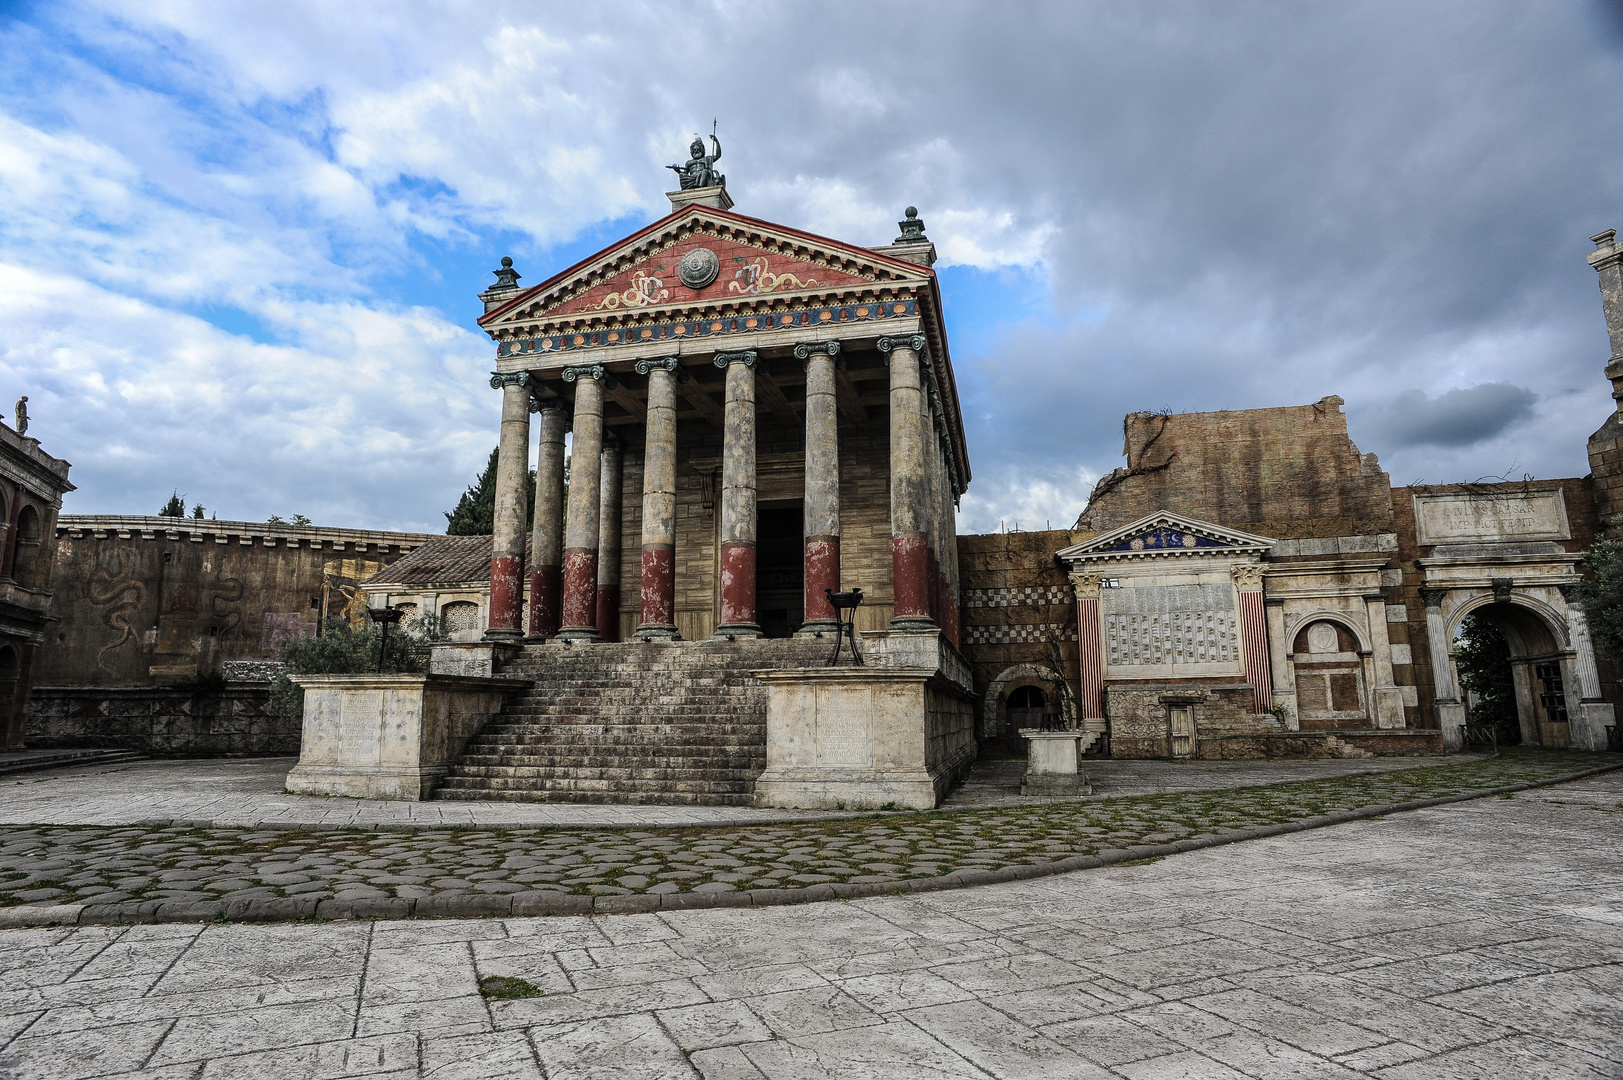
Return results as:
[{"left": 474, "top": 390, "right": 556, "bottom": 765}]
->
[
  {"left": 0, "top": 770, "right": 1619, "bottom": 1078},
  {"left": 0, "top": 753, "right": 1495, "bottom": 830},
  {"left": 0, "top": 751, "right": 1613, "bottom": 925}
]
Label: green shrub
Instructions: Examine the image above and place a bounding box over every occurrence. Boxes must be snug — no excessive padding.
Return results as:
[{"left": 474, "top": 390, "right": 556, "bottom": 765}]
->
[{"left": 269, "top": 610, "right": 443, "bottom": 720}]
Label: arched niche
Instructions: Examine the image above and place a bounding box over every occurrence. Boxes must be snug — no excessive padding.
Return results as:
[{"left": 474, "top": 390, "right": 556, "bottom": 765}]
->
[
  {"left": 982, "top": 663, "right": 1066, "bottom": 741},
  {"left": 11, "top": 505, "right": 41, "bottom": 587},
  {"left": 1291, "top": 618, "right": 1367, "bottom": 727}
]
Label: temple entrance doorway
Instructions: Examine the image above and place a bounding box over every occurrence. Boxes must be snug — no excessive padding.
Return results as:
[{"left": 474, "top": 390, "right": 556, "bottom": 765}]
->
[
  {"left": 1007, "top": 685, "right": 1046, "bottom": 730},
  {"left": 1452, "top": 601, "right": 1571, "bottom": 748},
  {"left": 756, "top": 502, "right": 804, "bottom": 639}
]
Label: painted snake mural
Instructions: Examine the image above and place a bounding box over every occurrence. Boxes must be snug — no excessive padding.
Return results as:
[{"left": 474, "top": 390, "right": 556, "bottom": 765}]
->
[{"left": 88, "top": 551, "right": 146, "bottom": 674}]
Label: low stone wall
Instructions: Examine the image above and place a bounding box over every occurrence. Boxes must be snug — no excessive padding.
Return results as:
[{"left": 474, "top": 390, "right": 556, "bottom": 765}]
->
[
  {"left": 28, "top": 686, "right": 285, "bottom": 756},
  {"left": 1107, "top": 684, "right": 1278, "bottom": 759}
]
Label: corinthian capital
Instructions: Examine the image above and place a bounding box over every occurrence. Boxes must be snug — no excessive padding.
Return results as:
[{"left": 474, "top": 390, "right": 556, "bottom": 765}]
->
[
  {"left": 1069, "top": 571, "right": 1103, "bottom": 599},
  {"left": 1418, "top": 587, "right": 1448, "bottom": 608},
  {"left": 1231, "top": 563, "right": 1264, "bottom": 590}
]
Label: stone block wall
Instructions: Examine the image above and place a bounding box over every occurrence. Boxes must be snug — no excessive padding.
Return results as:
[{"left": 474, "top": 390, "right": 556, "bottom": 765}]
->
[
  {"left": 28, "top": 685, "right": 288, "bottom": 755},
  {"left": 1105, "top": 684, "right": 1275, "bottom": 758},
  {"left": 956, "top": 529, "right": 1081, "bottom": 739}
]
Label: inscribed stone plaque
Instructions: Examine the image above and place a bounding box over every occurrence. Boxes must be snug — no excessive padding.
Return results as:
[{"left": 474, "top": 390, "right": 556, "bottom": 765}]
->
[
  {"left": 1101, "top": 583, "right": 1240, "bottom": 671},
  {"left": 1412, "top": 490, "right": 1570, "bottom": 545}
]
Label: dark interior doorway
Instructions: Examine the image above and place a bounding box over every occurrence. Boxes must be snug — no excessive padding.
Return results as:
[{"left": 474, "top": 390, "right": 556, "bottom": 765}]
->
[
  {"left": 1007, "top": 685, "right": 1047, "bottom": 730},
  {"left": 756, "top": 503, "right": 803, "bottom": 639}
]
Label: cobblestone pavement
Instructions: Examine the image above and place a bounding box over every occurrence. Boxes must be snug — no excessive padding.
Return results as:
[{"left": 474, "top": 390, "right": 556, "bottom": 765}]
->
[
  {"left": 0, "top": 753, "right": 1491, "bottom": 831},
  {"left": 1, "top": 770, "right": 1619, "bottom": 1078},
  {"left": 0, "top": 752, "right": 1609, "bottom": 918}
]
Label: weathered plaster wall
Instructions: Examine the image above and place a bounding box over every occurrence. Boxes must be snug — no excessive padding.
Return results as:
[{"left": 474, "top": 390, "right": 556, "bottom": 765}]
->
[
  {"left": 1075, "top": 396, "right": 1393, "bottom": 538},
  {"left": 43, "top": 519, "right": 432, "bottom": 688}
]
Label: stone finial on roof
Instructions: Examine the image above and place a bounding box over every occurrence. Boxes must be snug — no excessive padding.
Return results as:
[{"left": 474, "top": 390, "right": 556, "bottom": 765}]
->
[
  {"left": 895, "top": 206, "right": 928, "bottom": 244},
  {"left": 490, "top": 256, "right": 521, "bottom": 291}
]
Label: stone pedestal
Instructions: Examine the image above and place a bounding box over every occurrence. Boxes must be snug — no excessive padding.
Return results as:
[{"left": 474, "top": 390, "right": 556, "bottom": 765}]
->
[
  {"left": 1020, "top": 730, "right": 1091, "bottom": 796},
  {"left": 285, "top": 673, "right": 528, "bottom": 801},
  {"left": 753, "top": 662, "right": 976, "bottom": 811},
  {"left": 1438, "top": 699, "right": 1467, "bottom": 752}
]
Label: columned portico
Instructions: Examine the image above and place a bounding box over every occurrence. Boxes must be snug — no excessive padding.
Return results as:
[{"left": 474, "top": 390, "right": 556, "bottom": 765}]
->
[
  {"left": 796, "top": 340, "right": 841, "bottom": 634},
  {"left": 635, "top": 357, "right": 681, "bottom": 638},
  {"left": 557, "top": 364, "right": 610, "bottom": 641},
  {"left": 715, "top": 350, "right": 761, "bottom": 638},
  {"left": 484, "top": 371, "right": 531, "bottom": 642},
  {"left": 528, "top": 398, "right": 569, "bottom": 641},
  {"left": 879, "top": 334, "right": 934, "bottom": 630}
]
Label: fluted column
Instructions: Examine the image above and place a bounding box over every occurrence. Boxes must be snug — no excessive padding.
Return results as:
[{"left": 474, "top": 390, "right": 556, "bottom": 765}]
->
[
  {"left": 878, "top": 334, "right": 933, "bottom": 629},
  {"left": 1231, "top": 563, "right": 1271, "bottom": 713},
  {"left": 484, "top": 371, "right": 531, "bottom": 642},
  {"left": 714, "top": 350, "right": 760, "bottom": 638},
  {"left": 527, "top": 398, "right": 569, "bottom": 641},
  {"left": 797, "top": 341, "right": 841, "bottom": 634},
  {"left": 557, "top": 364, "right": 610, "bottom": 641},
  {"left": 595, "top": 433, "right": 623, "bottom": 643},
  {"left": 636, "top": 357, "right": 681, "bottom": 638},
  {"left": 1069, "top": 570, "right": 1105, "bottom": 724}
]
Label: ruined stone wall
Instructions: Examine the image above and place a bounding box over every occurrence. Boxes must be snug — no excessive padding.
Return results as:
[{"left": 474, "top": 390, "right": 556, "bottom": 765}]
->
[
  {"left": 956, "top": 529, "right": 1080, "bottom": 739},
  {"left": 1587, "top": 414, "right": 1623, "bottom": 526},
  {"left": 42, "top": 519, "right": 431, "bottom": 688},
  {"left": 27, "top": 685, "right": 285, "bottom": 755},
  {"left": 1075, "top": 396, "right": 1393, "bottom": 538}
]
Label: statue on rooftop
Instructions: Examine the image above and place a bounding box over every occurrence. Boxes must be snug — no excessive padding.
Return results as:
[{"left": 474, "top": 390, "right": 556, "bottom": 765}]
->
[
  {"left": 668, "top": 125, "right": 724, "bottom": 191},
  {"left": 14, "top": 396, "right": 26, "bottom": 436}
]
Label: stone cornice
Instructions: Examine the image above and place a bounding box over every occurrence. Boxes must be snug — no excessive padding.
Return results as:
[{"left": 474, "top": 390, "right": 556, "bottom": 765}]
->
[{"left": 57, "top": 515, "right": 435, "bottom": 550}]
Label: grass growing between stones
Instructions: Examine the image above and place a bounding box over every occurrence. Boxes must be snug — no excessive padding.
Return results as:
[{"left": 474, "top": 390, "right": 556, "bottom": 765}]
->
[
  {"left": 478, "top": 975, "right": 542, "bottom": 999},
  {"left": 0, "top": 749, "right": 1613, "bottom": 912}
]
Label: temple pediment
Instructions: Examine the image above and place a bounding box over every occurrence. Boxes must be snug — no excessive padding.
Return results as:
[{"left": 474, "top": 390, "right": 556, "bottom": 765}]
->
[
  {"left": 479, "top": 204, "right": 934, "bottom": 338},
  {"left": 1057, "top": 512, "right": 1275, "bottom": 563}
]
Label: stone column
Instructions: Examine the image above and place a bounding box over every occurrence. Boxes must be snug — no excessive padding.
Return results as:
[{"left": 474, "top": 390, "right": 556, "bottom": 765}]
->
[
  {"left": 635, "top": 357, "right": 681, "bottom": 638},
  {"left": 1420, "top": 587, "right": 1466, "bottom": 748},
  {"left": 1232, "top": 564, "right": 1271, "bottom": 713},
  {"left": 557, "top": 364, "right": 610, "bottom": 642},
  {"left": 527, "top": 398, "right": 569, "bottom": 641},
  {"left": 878, "top": 334, "right": 934, "bottom": 629},
  {"left": 594, "top": 433, "right": 623, "bottom": 643},
  {"left": 1560, "top": 582, "right": 1613, "bottom": 751},
  {"left": 796, "top": 342, "right": 841, "bottom": 635},
  {"left": 1263, "top": 599, "right": 1299, "bottom": 729},
  {"left": 484, "top": 372, "right": 531, "bottom": 642},
  {"left": 715, "top": 350, "right": 761, "bottom": 638},
  {"left": 1069, "top": 570, "right": 1106, "bottom": 727},
  {"left": 1587, "top": 229, "right": 1623, "bottom": 417},
  {"left": 1363, "top": 593, "right": 1406, "bottom": 729}
]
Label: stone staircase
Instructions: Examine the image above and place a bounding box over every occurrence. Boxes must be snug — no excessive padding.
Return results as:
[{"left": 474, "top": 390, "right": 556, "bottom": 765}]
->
[{"left": 434, "top": 638, "right": 828, "bottom": 805}]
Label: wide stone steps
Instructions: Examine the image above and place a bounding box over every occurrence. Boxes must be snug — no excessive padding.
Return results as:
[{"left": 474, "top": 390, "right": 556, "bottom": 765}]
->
[{"left": 435, "top": 639, "right": 825, "bottom": 805}]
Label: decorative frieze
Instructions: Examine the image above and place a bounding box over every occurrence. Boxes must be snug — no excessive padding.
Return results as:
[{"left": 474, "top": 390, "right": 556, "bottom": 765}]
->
[
  {"left": 1104, "top": 611, "right": 1240, "bottom": 668},
  {"left": 963, "top": 585, "right": 1074, "bottom": 608},
  {"left": 964, "top": 622, "right": 1077, "bottom": 646}
]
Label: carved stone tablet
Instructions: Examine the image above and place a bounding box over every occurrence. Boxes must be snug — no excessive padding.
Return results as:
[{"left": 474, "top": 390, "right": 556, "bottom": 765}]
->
[
  {"left": 678, "top": 247, "right": 720, "bottom": 289},
  {"left": 1412, "top": 490, "right": 1570, "bottom": 545}
]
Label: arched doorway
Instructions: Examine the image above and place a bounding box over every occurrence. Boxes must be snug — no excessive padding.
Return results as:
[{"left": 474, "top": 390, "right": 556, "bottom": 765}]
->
[{"left": 1451, "top": 600, "right": 1571, "bottom": 747}]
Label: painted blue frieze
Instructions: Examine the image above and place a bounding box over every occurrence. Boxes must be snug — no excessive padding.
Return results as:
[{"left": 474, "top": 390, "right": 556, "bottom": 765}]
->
[{"left": 1105, "top": 526, "right": 1227, "bottom": 553}]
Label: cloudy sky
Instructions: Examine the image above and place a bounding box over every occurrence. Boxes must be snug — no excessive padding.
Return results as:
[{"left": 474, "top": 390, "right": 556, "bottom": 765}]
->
[{"left": 1, "top": 1, "right": 1620, "bottom": 534}]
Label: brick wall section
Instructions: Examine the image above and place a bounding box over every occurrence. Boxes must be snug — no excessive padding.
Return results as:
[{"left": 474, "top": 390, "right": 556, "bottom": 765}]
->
[
  {"left": 956, "top": 529, "right": 1080, "bottom": 728},
  {"left": 1588, "top": 413, "right": 1623, "bottom": 525},
  {"left": 1075, "top": 396, "right": 1393, "bottom": 538}
]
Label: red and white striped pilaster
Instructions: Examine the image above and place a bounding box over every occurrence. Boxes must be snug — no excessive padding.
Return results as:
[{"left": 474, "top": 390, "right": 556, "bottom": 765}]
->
[
  {"left": 1234, "top": 563, "right": 1272, "bottom": 713},
  {"left": 1070, "top": 572, "right": 1105, "bottom": 720}
]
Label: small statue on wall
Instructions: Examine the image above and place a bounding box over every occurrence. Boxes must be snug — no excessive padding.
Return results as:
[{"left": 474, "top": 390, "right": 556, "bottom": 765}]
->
[
  {"left": 668, "top": 122, "right": 724, "bottom": 191},
  {"left": 13, "top": 396, "right": 26, "bottom": 436}
]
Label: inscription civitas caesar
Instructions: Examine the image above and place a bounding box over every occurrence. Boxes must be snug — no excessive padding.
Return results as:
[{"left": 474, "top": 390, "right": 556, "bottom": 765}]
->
[{"left": 1414, "top": 492, "right": 1568, "bottom": 541}]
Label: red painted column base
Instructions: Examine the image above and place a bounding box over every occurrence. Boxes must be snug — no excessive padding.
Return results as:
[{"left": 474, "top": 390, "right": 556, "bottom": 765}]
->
[
  {"left": 528, "top": 566, "right": 561, "bottom": 640},
  {"left": 718, "top": 542, "right": 760, "bottom": 635},
  {"left": 486, "top": 554, "right": 524, "bottom": 640},
  {"left": 638, "top": 547, "right": 677, "bottom": 634},
  {"left": 802, "top": 538, "right": 840, "bottom": 626},
  {"left": 558, "top": 549, "right": 600, "bottom": 639},
  {"left": 890, "top": 536, "right": 933, "bottom": 626}
]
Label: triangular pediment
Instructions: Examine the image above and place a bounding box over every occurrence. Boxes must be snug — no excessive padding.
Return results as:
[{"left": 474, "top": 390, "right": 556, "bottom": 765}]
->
[
  {"left": 479, "top": 204, "right": 934, "bottom": 333},
  {"left": 1057, "top": 512, "right": 1276, "bottom": 562}
]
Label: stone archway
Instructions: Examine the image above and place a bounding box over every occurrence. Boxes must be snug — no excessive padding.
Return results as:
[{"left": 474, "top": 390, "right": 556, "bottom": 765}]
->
[
  {"left": 1449, "top": 598, "right": 1576, "bottom": 748},
  {"left": 983, "top": 663, "right": 1067, "bottom": 741}
]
